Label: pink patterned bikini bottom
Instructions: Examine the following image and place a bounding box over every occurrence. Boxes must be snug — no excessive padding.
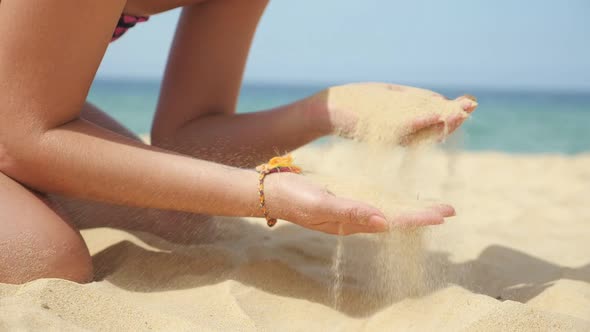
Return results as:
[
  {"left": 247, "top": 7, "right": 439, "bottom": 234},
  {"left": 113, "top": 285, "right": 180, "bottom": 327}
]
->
[{"left": 111, "top": 14, "right": 149, "bottom": 42}]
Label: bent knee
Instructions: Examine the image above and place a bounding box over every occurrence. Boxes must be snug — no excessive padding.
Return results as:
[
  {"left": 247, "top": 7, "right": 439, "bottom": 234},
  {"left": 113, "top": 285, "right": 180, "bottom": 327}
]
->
[
  {"left": 0, "top": 234, "right": 94, "bottom": 284},
  {"left": 0, "top": 172, "right": 94, "bottom": 284},
  {"left": 45, "top": 240, "right": 94, "bottom": 283}
]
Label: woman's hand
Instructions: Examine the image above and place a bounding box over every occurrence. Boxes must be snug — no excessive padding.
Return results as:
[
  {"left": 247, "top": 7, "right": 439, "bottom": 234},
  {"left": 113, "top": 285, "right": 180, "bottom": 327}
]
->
[
  {"left": 263, "top": 172, "right": 455, "bottom": 235},
  {"left": 309, "top": 82, "right": 478, "bottom": 145}
]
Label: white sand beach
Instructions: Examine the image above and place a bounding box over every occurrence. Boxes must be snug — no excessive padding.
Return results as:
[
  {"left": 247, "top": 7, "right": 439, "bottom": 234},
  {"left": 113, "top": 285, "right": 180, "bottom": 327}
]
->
[{"left": 1, "top": 141, "right": 589, "bottom": 331}]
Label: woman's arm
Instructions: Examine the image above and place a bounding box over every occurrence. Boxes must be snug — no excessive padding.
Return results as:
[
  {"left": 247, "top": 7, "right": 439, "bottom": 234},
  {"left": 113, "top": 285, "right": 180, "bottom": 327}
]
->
[
  {"left": 154, "top": 98, "right": 330, "bottom": 168},
  {"left": 151, "top": 0, "right": 475, "bottom": 168},
  {"left": 0, "top": 0, "right": 394, "bottom": 234},
  {"left": 152, "top": 0, "right": 334, "bottom": 167},
  {"left": 0, "top": 0, "right": 264, "bottom": 216}
]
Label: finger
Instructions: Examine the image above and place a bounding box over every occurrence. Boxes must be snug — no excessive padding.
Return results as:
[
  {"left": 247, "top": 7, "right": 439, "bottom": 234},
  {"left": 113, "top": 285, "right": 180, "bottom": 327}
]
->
[
  {"left": 389, "top": 210, "right": 445, "bottom": 227},
  {"left": 402, "top": 122, "right": 445, "bottom": 146},
  {"left": 444, "top": 114, "right": 467, "bottom": 136},
  {"left": 338, "top": 207, "right": 450, "bottom": 231},
  {"left": 411, "top": 114, "right": 442, "bottom": 132},
  {"left": 339, "top": 223, "right": 386, "bottom": 234},
  {"left": 303, "top": 221, "right": 342, "bottom": 235},
  {"left": 311, "top": 221, "right": 386, "bottom": 235},
  {"left": 321, "top": 196, "right": 388, "bottom": 231},
  {"left": 313, "top": 203, "right": 455, "bottom": 234},
  {"left": 455, "top": 95, "right": 478, "bottom": 113},
  {"left": 427, "top": 203, "right": 456, "bottom": 218}
]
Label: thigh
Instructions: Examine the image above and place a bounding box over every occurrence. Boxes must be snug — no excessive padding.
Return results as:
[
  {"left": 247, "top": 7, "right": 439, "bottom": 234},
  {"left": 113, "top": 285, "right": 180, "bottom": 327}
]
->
[{"left": 0, "top": 172, "right": 93, "bottom": 284}]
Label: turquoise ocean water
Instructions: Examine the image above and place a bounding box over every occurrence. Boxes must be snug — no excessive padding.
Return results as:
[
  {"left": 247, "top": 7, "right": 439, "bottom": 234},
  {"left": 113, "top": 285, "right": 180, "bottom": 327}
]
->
[{"left": 89, "top": 79, "right": 590, "bottom": 154}]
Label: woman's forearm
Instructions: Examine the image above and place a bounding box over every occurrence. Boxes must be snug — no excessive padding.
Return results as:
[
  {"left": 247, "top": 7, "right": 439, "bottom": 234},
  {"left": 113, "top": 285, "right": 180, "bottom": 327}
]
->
[
  {"left": 1, "top": 118, "right": 262, "bottom": 217},
  {"left": 151, "top": 1, "right": 333, "bottom": 167},
  {"left": 152, "top": 97, "right": 333, "bottom": 167}
]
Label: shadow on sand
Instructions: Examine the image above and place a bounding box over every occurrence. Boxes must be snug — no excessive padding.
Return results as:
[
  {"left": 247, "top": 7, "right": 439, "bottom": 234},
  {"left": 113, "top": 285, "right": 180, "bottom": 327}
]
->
[{"left": 91, "top": 220, "right": 590, "bottom": 318}]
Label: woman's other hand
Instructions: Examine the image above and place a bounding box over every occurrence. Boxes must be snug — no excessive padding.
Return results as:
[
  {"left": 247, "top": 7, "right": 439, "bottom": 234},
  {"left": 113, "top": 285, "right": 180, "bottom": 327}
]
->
[{"left": 308, "top": 83, "right": 478, "bottom": 145}]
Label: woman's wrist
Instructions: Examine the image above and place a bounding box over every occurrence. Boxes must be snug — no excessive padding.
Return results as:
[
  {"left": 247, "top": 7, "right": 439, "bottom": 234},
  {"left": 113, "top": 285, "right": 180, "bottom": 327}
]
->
[
  {"left": 237, "top": 166, "right": 292, "bottom": 221},
  {"left": 256, "top": 170, "right": 302, "bottom": 224},
  {"left": 231, "top": 168, "right": 268, "bottom": 218}
]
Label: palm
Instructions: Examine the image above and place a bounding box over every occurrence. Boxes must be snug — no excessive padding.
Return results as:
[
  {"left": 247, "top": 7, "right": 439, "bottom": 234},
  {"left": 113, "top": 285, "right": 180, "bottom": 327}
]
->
[
  {"left": 318, "top": 82, "right": 478, "bottom": 145},
  {"left": 264, "top": 173, "right": 454, "bottom": 235}
]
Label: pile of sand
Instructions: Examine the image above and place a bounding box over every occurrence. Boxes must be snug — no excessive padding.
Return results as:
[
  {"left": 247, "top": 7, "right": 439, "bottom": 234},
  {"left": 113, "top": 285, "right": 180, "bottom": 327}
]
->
[
  {"left": 324, "top": 83, "right": 470, "bottom": 144},
  {"left": 1, "top": 143, "right": 589, "bottom": 331}
]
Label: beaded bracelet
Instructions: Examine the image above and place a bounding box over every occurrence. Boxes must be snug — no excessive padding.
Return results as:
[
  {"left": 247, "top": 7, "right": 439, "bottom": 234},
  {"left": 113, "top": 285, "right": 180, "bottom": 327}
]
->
[{"left": 256, "top": 155, "right": 302, "bottom": 227}]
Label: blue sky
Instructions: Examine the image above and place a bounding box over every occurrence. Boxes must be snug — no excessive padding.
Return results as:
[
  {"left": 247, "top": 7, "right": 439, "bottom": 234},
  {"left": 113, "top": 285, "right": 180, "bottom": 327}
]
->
[{"left": 97, "top": 0, "right": 590, "bottom": 90}]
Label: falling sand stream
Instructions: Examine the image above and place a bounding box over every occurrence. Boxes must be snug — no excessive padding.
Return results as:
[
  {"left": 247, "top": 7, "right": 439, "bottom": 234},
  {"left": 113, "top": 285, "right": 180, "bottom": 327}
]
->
[{"left": 301, "top": 83, "right": 473, "bottom": 309}]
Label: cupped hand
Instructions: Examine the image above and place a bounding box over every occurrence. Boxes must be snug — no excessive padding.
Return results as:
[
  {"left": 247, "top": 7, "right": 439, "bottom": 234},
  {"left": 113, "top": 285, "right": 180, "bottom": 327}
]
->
[
  {"left": 310, "top": 82, "right": 478, "bottom": 145},
  {"left": 263, "top": 172, "right": 455, "bottom": 235}
]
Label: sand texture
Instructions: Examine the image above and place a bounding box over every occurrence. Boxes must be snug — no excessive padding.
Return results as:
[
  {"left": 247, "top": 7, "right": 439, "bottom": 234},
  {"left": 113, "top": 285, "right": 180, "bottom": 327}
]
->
[
  {"left": 326, "top": 83, "right": 470, "bottom": 144},
  {"left": 1, "top": 142, "right": 590, "bottom": 331}
]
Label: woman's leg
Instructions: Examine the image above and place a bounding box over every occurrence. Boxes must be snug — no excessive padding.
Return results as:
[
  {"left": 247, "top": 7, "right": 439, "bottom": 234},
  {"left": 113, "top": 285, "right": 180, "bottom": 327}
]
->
[
  {"left": 0, "top": 172, "right": 93, "bottom": 284},
  {"left": 0, "top": 101, "right": 214, "bottom": 284},
  {"left": 0, "top": 102, "right": 141, "bottom": 284}
]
